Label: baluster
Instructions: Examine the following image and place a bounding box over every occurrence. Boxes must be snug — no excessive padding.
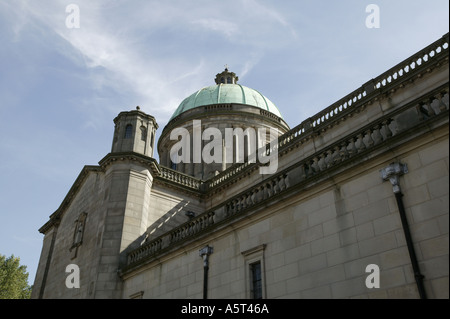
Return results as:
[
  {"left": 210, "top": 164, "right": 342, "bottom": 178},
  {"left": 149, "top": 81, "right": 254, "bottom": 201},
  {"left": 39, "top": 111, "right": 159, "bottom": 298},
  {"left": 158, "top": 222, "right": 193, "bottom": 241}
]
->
[
  {"left": 332, "top": 146, "right": 341, "bottom": 164},
  {"left": 278, "top": 175, "right": 286, "bottom": 191},
  {"left": 284, "top": 173, "right": 290, "bottom": 189},
  {"left": 171, "top": 230, "right": 177, "bottom": 243},
  {"left": 417, "top": 101, "right": 429, "bottom": 120},
  {"left": 240, "top": 196, "right": 246, "bottom": 210},
  {"left": 439, "top": 91, "right": 449, "bottom": 112},
  {"left": 318, "top": 154, "right": 326, "bottom": 171},
  {"left": 310, "top": 158, "right": 318, "bottom": 174},
  {"left": 274, "top": 175, "right": 284, "bottom": 193},
  {"left": 196, "top": 216, "right": 202, "bottom": 230},
  {"left": 205, "top": 213, "right": 211, "bottom": 228},
  {"left": 186, "top": 222, "right": 191, "bottom": 236},
  {"left": 148, "top": 244, "right": 153, "bottom": 255},
  {"left": 156, "top": 239, "right": 161, "bottom": 251},
  {"left": 207, "top": 212, "right": 212, "bottom": 225},
  {"left": 239, "top": 196, "right": 245, "bottom": 210},
  {"left": 300, "top": 164, "right": 307, "bottom": 180},
  {"left": 266, "top": 182, "right": 273, "bottom": 197},
  {"left": 357, "top": 133, "right": 366, "bottom": 153},
  {"left": 186, "top": 224, "right": 191, "bottom": 237},
  {"left": 428, "top": 97, "right": 438, "bottom": 116},
  {"left": 339, "top": 142, "right": 348, "bottom": 161},
  {"left": 233, "top": 199, "right": 239, "bottom": 214},
  {"left": 381, "top": 119, "right": 393, "bottom": 140},
  {"left": 371, "top": 124, "right": 382, "bottom": 145},
  {"left": 254, "top": 186, "right": 261, "bottom": 202},
  {"left": 250, "top": 189, "right": 257, "bottom": 204},
  {"left": 232, "top": 199, "right": 238, "bottom": 214},
  {"left": 246, "top": 193, "right": 252, "bottom": 207},
  {"left": 365, "top": 129, "right": 374, "bottom": 147},
  {"left": 274, "top": 178, "right": 281, "bottom": 194},
  {"left": 179, "top": 227, "right": 184, "bottom": 240},
  {"left": 347, "top": 137, "right": 357, "bottom": 155},
  {"left": 326, "top": 149, "right": 334, "bottom": 168}
]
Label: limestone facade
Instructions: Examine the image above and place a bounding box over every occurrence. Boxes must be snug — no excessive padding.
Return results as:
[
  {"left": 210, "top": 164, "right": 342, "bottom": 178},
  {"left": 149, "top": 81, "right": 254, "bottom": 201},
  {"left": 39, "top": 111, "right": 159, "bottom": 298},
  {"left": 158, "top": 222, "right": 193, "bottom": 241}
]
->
[{"left": 32, "top": 33, "right": 449, "bottom": 299}]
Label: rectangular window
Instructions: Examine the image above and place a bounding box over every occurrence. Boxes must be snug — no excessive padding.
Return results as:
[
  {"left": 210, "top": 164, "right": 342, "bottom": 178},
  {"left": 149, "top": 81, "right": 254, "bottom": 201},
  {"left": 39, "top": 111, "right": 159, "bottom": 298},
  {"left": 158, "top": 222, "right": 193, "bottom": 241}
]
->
[
  {"left": 124, "top": 124, "right": 133, "bottom": 139},
  {"left": 241, "top": 244, "right": 266, "bottom": 299},
  {"left": 250, "top": 261, "right": 262, "bottom": 299}
]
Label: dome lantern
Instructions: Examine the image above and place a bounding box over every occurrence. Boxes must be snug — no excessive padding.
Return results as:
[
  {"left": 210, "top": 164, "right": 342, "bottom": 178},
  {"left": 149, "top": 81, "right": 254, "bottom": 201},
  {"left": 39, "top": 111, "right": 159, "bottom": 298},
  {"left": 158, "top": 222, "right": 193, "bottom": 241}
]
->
[{"left": 214, "top": 66, "right": 239, "bottom": 85}]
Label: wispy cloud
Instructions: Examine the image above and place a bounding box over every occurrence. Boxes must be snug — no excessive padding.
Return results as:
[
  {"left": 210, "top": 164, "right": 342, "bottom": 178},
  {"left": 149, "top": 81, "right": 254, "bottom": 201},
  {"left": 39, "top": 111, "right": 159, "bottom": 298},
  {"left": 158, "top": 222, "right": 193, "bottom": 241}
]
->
[
  {"left": 191, "top": 18, "right": 239, "bottom": 39},
  {"left": 1, "top": 0, "right": 299, "bottom": 126}
]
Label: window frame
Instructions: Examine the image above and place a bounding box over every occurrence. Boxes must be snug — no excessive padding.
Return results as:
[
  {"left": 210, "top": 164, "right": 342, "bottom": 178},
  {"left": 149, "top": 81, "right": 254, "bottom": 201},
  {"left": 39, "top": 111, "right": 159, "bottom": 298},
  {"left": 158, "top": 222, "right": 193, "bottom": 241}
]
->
[
  {"left": 124, "top": 124, "right": 133, "bottom": 139},
  {"left": 241, "top": 244, "right": 266, "bottom": 299}
]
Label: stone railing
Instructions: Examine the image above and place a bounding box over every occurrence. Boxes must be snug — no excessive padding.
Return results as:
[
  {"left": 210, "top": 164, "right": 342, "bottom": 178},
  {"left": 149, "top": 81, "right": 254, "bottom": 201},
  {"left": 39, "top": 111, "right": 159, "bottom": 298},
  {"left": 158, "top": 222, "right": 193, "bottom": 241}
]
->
[
  {"left": 224, "top": 173, "right": 290, "bottom": 216},
  {"left": 159, "top": 34, "right": 448, "bottom": 193},
  {"left": 373, "top": 34, "right": 449, "bottom": 91},
  {"left": 213, "top": 84, "right": 448, "bottom": 221},
  {"left": 126, "top": 211, "right": 215, "bottom": 266},
  {"left": 207, "top": 161, "right": 257, "bottom": 189},
  {"left": 169, "top": 211, "right": 216, "bottom": 244},
  {"left": 205, "top": 33, "right": 449, "bottom": 191},
  {"left": 308, "top": 32, "right": 448, "bottom": 130},
  {"left": 158, "top": 166, "right": 202, "bottom": 190},
  {"left": 123, "top": 84, "right": 449, "bottom": 271},
  {"left": 127, "top": 238, "right": 162, "bottom": 265}
]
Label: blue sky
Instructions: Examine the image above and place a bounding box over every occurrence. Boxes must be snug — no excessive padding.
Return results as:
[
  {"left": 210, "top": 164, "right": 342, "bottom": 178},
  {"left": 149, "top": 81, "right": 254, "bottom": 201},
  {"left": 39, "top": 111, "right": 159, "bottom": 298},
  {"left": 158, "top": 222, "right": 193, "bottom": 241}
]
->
[{"left": 0, "top": 0, "right": 448, "bottom": 287}]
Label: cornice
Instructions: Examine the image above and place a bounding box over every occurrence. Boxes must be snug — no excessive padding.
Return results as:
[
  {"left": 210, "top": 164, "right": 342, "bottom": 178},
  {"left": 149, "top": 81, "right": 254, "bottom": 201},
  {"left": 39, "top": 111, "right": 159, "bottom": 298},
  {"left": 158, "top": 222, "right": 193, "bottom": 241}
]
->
[{"left": 38, "top": 165, "right": 102, "bottom": 234}]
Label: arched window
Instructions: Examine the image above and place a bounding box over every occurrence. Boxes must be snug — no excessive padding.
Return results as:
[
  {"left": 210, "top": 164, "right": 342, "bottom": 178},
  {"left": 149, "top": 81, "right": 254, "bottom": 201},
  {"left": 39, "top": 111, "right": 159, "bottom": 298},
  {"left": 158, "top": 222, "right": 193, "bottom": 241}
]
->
[
  {"left": 227, "top": 77, "right": 232, "bottom": 84},
  {"left": 124, "top": 124, "right": 133, "bottom": 139}
]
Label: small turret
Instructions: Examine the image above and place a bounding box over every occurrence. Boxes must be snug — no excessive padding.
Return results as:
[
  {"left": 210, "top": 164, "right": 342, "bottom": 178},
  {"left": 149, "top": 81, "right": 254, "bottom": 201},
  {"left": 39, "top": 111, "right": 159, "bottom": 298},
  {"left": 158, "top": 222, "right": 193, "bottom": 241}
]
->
[{"left": 111, "top": 106, "right": 158, "bottom": 157}]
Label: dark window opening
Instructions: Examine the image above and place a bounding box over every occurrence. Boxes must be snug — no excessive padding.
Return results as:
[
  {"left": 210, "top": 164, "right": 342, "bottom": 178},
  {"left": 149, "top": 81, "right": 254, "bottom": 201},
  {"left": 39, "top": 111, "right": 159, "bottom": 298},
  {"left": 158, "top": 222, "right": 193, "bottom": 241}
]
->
[
  {"left": 124, "top": 124, "right": 133, "bottom": 139},
  {"left": 140, "top": 126, "right": 147, "bottom": 141},
  {"left": 250, "top": 261, "right": 262, "bottom": 299}
]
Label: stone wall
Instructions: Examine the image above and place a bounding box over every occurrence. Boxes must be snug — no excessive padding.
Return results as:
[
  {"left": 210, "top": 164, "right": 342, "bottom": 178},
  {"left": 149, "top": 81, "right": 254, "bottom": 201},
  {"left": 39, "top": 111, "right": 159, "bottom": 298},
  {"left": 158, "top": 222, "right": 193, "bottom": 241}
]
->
[
  {"left": 32, "top": 170, "right": 107, "bottom": 298},
  {"left": 122, "top": 124, "right": 448, "bottom": 298}
]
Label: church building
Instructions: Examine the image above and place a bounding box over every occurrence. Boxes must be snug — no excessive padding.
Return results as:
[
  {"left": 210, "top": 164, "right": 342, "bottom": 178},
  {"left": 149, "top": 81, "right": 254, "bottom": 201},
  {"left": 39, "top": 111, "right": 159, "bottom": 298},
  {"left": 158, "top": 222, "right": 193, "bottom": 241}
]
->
[{"left": 31, "top": 34, "right": 449, "bottom": 299}]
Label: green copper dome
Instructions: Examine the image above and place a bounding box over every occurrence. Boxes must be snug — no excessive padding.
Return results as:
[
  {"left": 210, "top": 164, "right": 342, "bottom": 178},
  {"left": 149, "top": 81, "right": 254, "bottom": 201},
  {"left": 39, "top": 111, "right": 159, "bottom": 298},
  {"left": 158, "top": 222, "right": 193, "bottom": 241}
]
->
[{"left": 169, "top": 68, "right": 283, "bottom": 120}]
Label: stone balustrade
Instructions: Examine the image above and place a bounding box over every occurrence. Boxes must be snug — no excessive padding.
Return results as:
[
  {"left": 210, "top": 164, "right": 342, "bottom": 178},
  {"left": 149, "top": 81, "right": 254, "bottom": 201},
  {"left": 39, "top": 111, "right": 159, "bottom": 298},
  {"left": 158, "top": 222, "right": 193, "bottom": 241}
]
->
[
  {"left": 169, "top": 211, "right": 216, "bottom": 244},
  {"left": 124, "top": 84, "right": 448, "bottom": 270},
  {"left": 224, "top": 173, "right": 290, "bottom": 216},
  {"left": 127, "top": 238, "right": 162, "bottom": 265},
  {"left": 159, "top": 166, "right": 202, "bottom": 190},
  {"left": 203, "top": 33, "right": 449, "bottom": 191}
]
